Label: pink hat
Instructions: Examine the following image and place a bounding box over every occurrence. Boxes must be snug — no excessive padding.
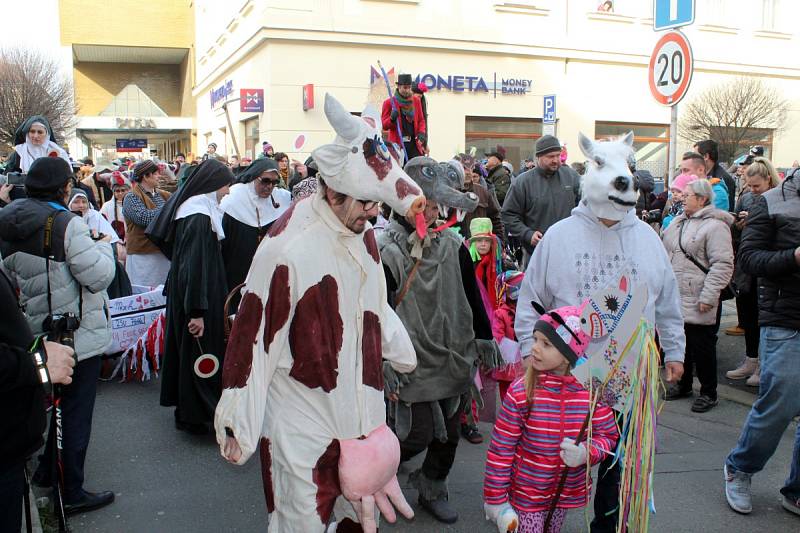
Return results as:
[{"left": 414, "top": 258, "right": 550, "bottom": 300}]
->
[
  {"left": 534, "top": 301, "right": 591, "bottom": 367},
  {"left": 670, "top": 172, "right": 697, "bottom": 193}
]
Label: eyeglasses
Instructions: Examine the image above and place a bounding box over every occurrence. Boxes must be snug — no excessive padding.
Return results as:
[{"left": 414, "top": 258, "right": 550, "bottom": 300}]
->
[
  {"left": 355, "top": 199, "right": 379, "bottom": 211},
  {"left": 257, "top": 177, "right": 280, "bottom": 185}
]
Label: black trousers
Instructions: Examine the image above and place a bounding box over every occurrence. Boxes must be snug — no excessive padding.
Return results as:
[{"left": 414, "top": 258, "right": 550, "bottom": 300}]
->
[
  {"left": 399, "top": 401, "right": 460, "bottom": 480},
  {"left": 679, "top": 323, "right": 719, "bottom": 399},
  {"left": 590, "top": 449, "right": 622, "bottom": 533},
  {"left": 35, "top": 356, "right": 101, "bottom": 502},
  {"left": 403, "top": 141, "right": 423, "bottom": 161},
  {"left": 0, "top": 463, "right": 25, "bottom": 533},
  {"left": 738, "top": 289, "right": 760, "bottom": 358}
]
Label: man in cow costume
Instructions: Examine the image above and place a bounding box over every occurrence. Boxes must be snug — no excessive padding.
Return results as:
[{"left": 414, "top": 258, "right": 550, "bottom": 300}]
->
[
  {"left": 514, "top": 132, "right": 686, "bottom": 532},
  {"left": 214, "top": 94, "right": 426, "bottom": 532}
]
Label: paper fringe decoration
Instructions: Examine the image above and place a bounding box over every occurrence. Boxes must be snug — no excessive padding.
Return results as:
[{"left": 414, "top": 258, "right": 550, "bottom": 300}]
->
[
  {"left": 110, "top": 312, "right": 166, "bottom": 382},
  {"left": 583, "top": 319, "right": 663, "bottom": 533}
]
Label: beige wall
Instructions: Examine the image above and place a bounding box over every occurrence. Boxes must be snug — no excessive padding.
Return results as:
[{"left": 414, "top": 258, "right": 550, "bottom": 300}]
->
[
  {"left": 74, "top": 62, "right": 183, "bottom": 117},
  {"left": 60, "top": 0, "right": 192, "bottom": 48}
]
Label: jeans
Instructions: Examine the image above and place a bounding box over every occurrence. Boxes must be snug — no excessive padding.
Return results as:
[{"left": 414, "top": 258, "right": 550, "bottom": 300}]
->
[
  {"left": 679, "top": 324, "right": 718, "bottom": 399},
  {"left": 726, "top": 326, "right": 800, "bottom": 500}
]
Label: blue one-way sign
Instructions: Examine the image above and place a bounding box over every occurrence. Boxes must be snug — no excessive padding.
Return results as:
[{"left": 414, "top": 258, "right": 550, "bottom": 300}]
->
[{"left": 654, "top": 0, "right": 695, "bottom": 31}]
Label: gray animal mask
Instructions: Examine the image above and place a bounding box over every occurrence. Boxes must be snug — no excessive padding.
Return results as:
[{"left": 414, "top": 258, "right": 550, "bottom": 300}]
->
[{"left": 404, "top": 156, "right": 479, "bottom": 223}]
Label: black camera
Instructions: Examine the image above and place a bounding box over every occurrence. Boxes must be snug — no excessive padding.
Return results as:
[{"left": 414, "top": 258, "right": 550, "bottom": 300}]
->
[
  {"left": 4, "top": 172, "right": 27, "bottom": 201},
  {"left": 43, "top": 313, "right": 81, "bottom": 349},
  {"left": 643, "top": 209, "right": 662, "bottom": 224}
]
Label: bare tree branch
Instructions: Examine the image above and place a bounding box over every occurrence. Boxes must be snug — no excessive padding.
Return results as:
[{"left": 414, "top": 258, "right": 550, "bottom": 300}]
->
[
  {"left": 678, "top": 76, "right": 789, "bottom": 163},
  {"left": 0, "top": 47, "right": 77, "bottom": 151}
]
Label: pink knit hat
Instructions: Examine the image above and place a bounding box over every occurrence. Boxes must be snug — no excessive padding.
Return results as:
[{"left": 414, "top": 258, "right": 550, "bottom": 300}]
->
[
  {"left": 670, "top": 172, "right": 698, "bottom": 193},
  {"left": 533, "top": 301, "right": 591, "bottom": 367}
]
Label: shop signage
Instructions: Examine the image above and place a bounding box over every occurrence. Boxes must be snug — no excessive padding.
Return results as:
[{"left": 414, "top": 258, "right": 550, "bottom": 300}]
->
[
  {"left": 116, "top": 138, "right": 147, "bottom": 152},
  {"left": 302, "top": 84, "right": 315, "bottom": 111},
  {"left": 115, "top": 117, "right": 156, "bottom": 129},
  {"left": 240, "top": 88, "right": 264, "bottom": 112},
  {"left": 210, "top": 80, "right": 233, "bottom": 108},
  {"left": 414, "top": 73, "right": 532, "bottom": 95}
]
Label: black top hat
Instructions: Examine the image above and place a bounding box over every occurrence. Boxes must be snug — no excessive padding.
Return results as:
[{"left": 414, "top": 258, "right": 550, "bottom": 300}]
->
[{"left": 397, "top": 73, "right": 413, "bottom": 86}]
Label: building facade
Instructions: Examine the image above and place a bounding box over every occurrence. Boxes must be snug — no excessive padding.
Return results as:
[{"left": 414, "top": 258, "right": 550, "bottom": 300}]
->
[
  {"left": 60, "top": 0, "right": 195, "bottom": 162},
  {"left": 191, "top": 0, "right": 800, "bottom": 177}
]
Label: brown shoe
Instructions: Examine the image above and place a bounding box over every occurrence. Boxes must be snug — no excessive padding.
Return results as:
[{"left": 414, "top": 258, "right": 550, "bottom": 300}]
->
[{"left": 725, "top": 326, "right": 745, "bottom": 336}]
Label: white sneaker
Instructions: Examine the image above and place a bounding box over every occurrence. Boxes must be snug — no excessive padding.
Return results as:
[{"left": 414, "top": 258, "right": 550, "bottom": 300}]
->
[
  {"left": 745, "top": 364, "right": 761, "bottom": 387},
  {"left": 724, "top": 464, "right": 753, "bottom": 514},
  {"left": 726, "top": 357, "right": 758, "bottom": 380}
]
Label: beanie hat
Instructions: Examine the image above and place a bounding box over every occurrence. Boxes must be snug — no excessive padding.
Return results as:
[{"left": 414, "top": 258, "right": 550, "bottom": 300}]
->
[
  {"left": 670, "top": 172, "right": 697, "bottom": 193},
  {"left": 208, "top": 142, "right": 217, "bottom": 150},
  {"left": 499, "top": 270, "right": 524, "bottom": 302},
  {"left": 110, "top": 171, "right": 131, "bottom": 189},
  {"left": 133, "top": 160, "right": 158, "bottom": 180},
  {"left": 535, "top": 135, "right": 562, "bottom": 157},
  {"left": 24, "top": 157, "right": 72, "bottom": 192},
  {"left": 469, "top": 217, "right": 494, "bottom": 241},
  {"left": 533, "top": 301, "right": 591, "bottom": 367}
]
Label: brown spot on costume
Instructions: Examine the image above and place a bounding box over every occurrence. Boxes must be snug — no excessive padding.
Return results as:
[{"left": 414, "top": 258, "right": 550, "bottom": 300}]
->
[
  {"left": 361, "top": 311, "right": 383, "bottom": 391},
  {"left": 289, "top": 275, "right": 343, "bottom": 392},
  {"left": 264, "top": 265, "right": 291, "bottom": 348},
  {"left": 259, "top": 437, "right": 275, "bottom": 513},
  {"left": 395, "top": 178, "right": 420, "bottom": 200},
  {"left": 222, "top": 292, "right": 263, "bottom": 389},
  {"left": 312, "top": 439, "right": 341, "bottom": 525},
  {"left": 267, "top": 201, "right": 296, "bottom": 238},
  {"left": 362, "top": 138, "right": 392, "bottom": 181},
  {"left": 363, "top": 229, "right": 380, "bottom": 264}
]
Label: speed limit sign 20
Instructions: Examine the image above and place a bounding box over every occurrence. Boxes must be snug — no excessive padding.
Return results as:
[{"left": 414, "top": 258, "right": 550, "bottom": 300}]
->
[{"left": 648, "top": 30, "right": 693, "bottom": 106}]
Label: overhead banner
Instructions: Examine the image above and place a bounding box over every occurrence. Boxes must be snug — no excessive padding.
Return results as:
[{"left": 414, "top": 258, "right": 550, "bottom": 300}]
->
[{"left": 116, "top": 139, "right": 147, "bottom": 152}]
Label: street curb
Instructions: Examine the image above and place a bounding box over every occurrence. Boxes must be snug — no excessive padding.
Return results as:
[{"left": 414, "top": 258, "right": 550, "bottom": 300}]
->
[{"left": 709, "top": 383, "right": 756, "bottom": 407}]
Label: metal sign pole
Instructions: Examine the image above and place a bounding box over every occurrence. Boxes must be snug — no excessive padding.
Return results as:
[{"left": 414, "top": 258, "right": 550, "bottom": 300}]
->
[{"left": 668, "top": 103, "right": 678, "bottom": 187}]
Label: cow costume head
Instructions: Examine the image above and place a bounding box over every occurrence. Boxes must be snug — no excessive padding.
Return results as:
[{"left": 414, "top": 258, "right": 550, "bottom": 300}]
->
[
  {"left": 404, "top": 157, "right": 479, "bottom": 226},
  {"left": 312, "top": 94, "right": 426, "bottom": 217},
  {"left": 579, "top": 131, "right": 639, "bottom": 221}
]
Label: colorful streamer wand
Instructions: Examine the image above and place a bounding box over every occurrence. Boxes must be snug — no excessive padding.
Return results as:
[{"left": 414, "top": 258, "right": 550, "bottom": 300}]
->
[
  {"left": 377, "top": 60, "right": 408, "bottom": 165},
  {"left": 543, "top": 319, "right": 663, "bottom": 533}
]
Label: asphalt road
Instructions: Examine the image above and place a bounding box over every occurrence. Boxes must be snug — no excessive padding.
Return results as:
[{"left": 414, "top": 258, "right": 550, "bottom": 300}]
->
[{"left": 60, "top": 308, "right": 797, "bottom": 533}]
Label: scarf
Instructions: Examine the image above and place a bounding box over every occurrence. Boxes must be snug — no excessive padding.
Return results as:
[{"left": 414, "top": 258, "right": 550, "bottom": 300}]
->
[
  {"left": 394, "top": 90, "right": 414, "bottom": 120},
  {"left": 175, "top": 192, "right": 225, "bottom": 240},
  {"left": 669, "top": 200, "right": 685, "bottom": 218}
]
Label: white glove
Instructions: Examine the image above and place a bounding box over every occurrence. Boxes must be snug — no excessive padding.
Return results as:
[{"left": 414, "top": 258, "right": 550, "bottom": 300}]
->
[
  {"left": 559, "top": 437, "right": 588, "bottom": 467},
  {"left": 484, "top": 502, "right": 519, "bottom": 533}
]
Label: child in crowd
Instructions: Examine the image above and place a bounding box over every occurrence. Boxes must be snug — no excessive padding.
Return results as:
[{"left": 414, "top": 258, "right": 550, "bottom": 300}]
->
[
  {"left": 469, "top": 217, "right": 503, "bottom": 310},
  {"left": 483, "top": 301, "right": 619, "bottom": 533},
  {"left": 492, "top": 270, "right": 526, "bottom": 402},
  {"left": 661, "top": 172, "right": 695, "bottom": 231},
  {"left": 100, "top": 172, "right": 130, "bottom": 242}
]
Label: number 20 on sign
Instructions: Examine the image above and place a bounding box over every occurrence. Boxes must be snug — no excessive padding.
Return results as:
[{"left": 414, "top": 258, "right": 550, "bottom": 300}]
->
[{"left": 648, "top": 30, "right": 693, "bottom": 106}]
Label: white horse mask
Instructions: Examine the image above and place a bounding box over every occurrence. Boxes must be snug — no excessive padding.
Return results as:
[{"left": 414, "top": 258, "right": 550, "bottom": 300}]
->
[{"left": 578, "top": 131, "right": 638, "bottom": 222}]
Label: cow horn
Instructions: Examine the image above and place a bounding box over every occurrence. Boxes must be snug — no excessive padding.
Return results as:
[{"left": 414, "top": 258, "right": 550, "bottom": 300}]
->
[{"left": 324, "top": 93, "right": 360, "bottom": 142}]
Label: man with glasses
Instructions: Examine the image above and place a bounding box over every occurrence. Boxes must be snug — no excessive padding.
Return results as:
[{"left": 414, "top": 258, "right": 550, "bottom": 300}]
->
[{"left": 220, "top": 158, "right": 291, "bottom": 298}]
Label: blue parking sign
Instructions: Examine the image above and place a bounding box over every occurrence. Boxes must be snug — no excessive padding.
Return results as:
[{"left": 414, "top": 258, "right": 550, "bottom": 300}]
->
[
  {"left": 543, "top": 95, "right": 556, "bottom": 124},
  {"left": 654, "top": 0, "right": 695, "bottom": 31}
]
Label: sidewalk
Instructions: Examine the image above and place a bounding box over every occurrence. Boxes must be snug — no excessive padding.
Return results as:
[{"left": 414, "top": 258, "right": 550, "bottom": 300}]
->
[{"left": 69, "top": 366, "right": 797, "bottom": 532}]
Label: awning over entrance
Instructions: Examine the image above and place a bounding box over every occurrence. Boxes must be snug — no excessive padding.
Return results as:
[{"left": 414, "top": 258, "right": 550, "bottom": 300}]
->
[{"left": 76, "top": 115, "right": 193, "bottom": 162}]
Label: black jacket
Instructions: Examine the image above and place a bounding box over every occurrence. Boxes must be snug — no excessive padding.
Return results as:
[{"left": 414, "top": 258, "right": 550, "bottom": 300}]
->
[
  {"left": 738, "top": 176, "right": 800, "bottom": 330},
  {"left": 709, "top": 162, "right": 736, "bottom": 212},
  {"left": 0, "top": 270, "right": 45, "bottom": 472}
]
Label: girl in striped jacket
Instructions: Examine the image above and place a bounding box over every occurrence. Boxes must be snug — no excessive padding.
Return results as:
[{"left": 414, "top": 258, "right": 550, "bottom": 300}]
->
[{"left": 483, "top": 301, "right": 619, "bottom": 533}]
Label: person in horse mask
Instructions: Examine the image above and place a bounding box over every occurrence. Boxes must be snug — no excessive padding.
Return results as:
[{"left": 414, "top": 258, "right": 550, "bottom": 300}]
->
[{"left": 514, "top": 132, "right": 685, "bottom": 533}]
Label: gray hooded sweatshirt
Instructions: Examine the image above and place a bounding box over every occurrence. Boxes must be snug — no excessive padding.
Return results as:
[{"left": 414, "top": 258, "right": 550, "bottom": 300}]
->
[{"left": 515, "top": 201, "right": 686, "bottom": 363}]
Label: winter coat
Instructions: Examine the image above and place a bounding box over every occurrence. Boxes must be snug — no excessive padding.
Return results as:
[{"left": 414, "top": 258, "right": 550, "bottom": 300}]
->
[
  {"left": 483, "top": 374, "right": 618, "bottom": 512},
  {"left": 0, "top": 199, "right": 115, "bottom": 360},
  {"left": 662, "top": 205, "right": 734, "bottom": 325},
  {"left": 381, "top": 95, "right": 426, "bottom": 146},
  {"left": 709, "top": 162, "right": 736, "bottom": 212},
  {"left": 491, "top": 302, "right": 523, "bottom": 382},
  {"left": 738, "top": 176, "right": 800, "bottom": 330},
  {"left": 486, "top": 164, "right": 512, "bottom": 207},
  {"left": 500, "top": 165, "right": 581, "bottom": 254}
]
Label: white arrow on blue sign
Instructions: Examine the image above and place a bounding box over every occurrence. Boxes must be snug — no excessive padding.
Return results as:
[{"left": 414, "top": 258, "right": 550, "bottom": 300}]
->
[
  {"left": 653, "top": 0, "right": 695, "bottom": 31},
  {"left": 543, "top": 94, "right": 556, "bottom": 124}
]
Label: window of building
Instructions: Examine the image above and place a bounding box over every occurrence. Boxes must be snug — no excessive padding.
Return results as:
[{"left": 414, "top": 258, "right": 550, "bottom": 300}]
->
[
  {"left": 243, "top": 117, "right": 259, "bottom": 160},
  {"left": 465, "top": 117, "right": 543, "bottom": 170},
  {"left": 732, "top": 128, "right": 773, "bottom": 162},
  {"left": 760, "top": 0, "right": 787, "bottom": 32},
  {"left": 100, "top": 84, "right": 168, "bottom": 118},
  {"left": 699, "top": 0, "right": 732, "bottom": 27},
  {"left": 595, "top": 121, "right": 670, "bottom": 179}
]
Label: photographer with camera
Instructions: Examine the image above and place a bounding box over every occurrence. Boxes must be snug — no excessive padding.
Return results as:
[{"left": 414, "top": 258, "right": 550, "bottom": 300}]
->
[
  {"left": 0, "top": 157, "right": 116, "bottom": 516},
  {"left": 0, "top": 268, "right": 76, "bottom": 532}
]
